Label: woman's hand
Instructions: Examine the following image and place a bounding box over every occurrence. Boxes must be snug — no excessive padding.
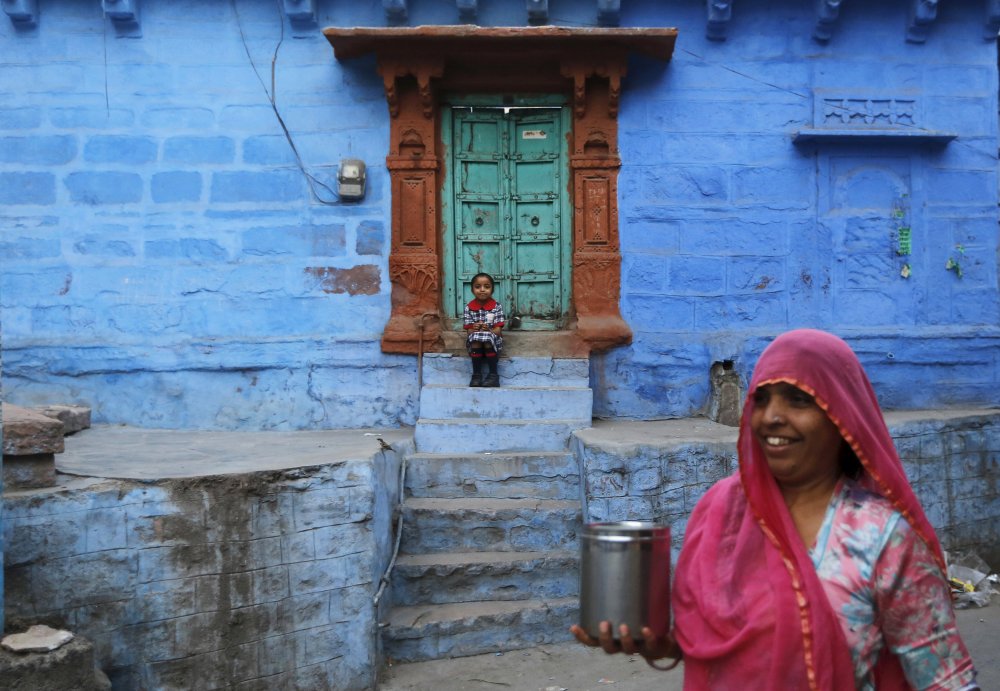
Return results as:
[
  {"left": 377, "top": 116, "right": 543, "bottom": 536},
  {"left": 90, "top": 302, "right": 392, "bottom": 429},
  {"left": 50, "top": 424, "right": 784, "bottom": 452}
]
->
[{"left": 570, "top": 622, "right": 681, "bottom": 668}]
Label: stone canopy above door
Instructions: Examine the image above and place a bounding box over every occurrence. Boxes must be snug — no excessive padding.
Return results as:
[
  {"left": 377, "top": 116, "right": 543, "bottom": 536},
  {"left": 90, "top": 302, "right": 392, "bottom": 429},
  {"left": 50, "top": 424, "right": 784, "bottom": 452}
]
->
[{"left": 324, "top": 26, "right": 677, "bottom": 356}]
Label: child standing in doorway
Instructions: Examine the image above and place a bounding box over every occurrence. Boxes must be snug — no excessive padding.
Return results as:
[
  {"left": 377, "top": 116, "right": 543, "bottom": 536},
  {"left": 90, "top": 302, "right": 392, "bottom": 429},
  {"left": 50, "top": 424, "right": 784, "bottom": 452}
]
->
[{"left": 463, "top": 272, "right": 505, "bottom": 387}]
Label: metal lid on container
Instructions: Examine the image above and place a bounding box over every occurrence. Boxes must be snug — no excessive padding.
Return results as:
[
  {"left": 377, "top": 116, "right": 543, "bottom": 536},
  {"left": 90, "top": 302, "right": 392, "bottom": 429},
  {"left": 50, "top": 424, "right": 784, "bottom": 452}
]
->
[{"left": 582, "top": 521, "right": 669, "bottom": 542}]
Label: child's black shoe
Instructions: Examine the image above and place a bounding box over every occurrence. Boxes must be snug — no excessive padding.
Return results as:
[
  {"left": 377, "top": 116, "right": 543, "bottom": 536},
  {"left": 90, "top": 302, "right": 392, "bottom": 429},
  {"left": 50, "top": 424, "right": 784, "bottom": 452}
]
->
[
  {"left": 483, "top": 373, "right": 500, "bottom": 388},
  {"left": 469, "top": 374, "right": 483, "bottom": 387}
]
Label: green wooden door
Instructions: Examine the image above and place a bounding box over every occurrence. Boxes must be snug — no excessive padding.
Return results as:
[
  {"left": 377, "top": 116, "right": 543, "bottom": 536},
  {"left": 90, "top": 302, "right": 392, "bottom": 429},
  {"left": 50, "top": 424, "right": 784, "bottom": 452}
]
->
[{"left": 443, "top": 100, "right": 570, "bottom": 330}]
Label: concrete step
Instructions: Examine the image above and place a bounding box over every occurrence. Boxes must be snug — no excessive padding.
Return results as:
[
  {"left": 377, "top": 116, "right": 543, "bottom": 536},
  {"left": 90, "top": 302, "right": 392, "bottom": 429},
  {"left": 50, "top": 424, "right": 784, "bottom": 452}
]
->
[
  {"left": 414, "top": 419, "right": 589, "bottom": 453},
  {"left": 384, "top": 597, "right": 578, "bottom": 663},
  {"left": 404, "top": 451, "right": 580, "bottom": 499},
  {"left": 390, "top": 550, "right": 579, "bottom": 605},
  {"left": 419, "top": 385, "right": 593, "bottom": 421},
  {"left": 421, "top": 353, "right": 590, "bottom": 388},
  {"left": 400, "top": 498, "right": 581, "bottom": 553}
]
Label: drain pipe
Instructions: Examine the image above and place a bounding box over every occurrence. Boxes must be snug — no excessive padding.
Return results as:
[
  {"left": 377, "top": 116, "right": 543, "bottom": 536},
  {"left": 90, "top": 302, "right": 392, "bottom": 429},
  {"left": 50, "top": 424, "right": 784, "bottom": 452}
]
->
[
  {"left": 373, "top": 452, "right": 406, "bottom": 608},
  {"left": 373, "top": 312, "right": 435, "bottom": 607}
]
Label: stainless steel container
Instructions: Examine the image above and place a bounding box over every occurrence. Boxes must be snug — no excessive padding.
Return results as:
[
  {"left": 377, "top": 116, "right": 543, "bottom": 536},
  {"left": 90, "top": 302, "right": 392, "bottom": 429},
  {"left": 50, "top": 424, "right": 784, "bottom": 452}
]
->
[{"left": 579, "top": 521, "right": 671, "bottom": 640}]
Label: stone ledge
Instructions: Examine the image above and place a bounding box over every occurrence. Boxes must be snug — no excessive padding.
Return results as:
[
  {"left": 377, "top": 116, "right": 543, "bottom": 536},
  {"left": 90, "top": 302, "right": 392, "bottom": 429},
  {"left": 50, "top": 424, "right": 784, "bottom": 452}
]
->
[
  {"left": 31, "top": 405, "right": 91, "bottom": 435},
  {"left": 2, "top": 404, "right": 64, "bottom": 456},
  {"left": 3, "top": 453, "right": 56, "bottom": 490},
  {"left": 0, "top": 631, "right": 110, "bottom": 691}
]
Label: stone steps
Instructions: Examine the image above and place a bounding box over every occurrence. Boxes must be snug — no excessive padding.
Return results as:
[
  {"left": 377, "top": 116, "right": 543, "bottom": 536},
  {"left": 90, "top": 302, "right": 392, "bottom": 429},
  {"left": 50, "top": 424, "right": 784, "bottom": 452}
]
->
[
  {"left": 421, "top": 353, "right": 590, "bottom": 388},
  {"left": 400, "top": 498, "right": 580, "bottom": 553},
  {"left": 391, "top": 550, "right": 578, "bottom": 605},
  {"left": 414, "top": 419, "right": 590, "bottom": 453},
  {"left": 404, "top": 451, "right": 580, "bottom": 500},
  {"left": 384, "top": 354, "right": 588, "bottom": 665},
  {"left": 419, "top": 385, "right": 593, "bottom": 421},
  {"left": 384, "top": 597, "right": 578, "bottom": 664}
]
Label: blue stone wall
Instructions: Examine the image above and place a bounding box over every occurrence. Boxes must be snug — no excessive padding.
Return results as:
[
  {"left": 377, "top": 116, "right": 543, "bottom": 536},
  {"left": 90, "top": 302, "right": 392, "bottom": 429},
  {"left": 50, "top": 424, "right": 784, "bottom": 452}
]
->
[
  {"left": 1, "top": 0, "right": 998, "bottom": 428},
  {"left": 574, "top": 412, "right": 1000, "bottom": 570},
  {"left": 601, "top": 0, "right": 1000, "bottom": 418},
  {"left": 2, "top": 453, "right": 402, "bottom": 689},
  {"left": 0, "top": 0, "right": 416, "bottom": 429}
]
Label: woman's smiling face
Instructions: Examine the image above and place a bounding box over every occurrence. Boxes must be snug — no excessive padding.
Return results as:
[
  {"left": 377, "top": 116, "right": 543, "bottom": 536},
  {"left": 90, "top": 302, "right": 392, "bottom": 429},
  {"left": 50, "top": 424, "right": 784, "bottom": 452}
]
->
[{"left": 749, "top": 382, "right": 844, "bottom": 489}]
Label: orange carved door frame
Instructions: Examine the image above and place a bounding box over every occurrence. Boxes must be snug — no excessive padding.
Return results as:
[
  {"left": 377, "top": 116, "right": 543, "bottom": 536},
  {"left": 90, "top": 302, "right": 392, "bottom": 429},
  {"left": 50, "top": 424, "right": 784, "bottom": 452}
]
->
[{"left": 323, "top": 27, "right": 677, "bottom": 356}]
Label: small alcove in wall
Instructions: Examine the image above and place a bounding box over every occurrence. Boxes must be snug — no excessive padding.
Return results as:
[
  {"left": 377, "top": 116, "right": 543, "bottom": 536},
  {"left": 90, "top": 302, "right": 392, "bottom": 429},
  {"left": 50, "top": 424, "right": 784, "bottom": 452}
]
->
[{"left": 324, "top": 26, "right": 677, "bottom": 356}]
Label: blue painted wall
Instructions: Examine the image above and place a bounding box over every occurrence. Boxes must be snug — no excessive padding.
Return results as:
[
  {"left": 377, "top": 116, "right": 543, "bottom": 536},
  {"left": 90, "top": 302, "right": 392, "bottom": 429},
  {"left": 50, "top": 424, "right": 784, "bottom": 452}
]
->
[{"left": 1, "top": 0, "right": 998, "bottom": 428}]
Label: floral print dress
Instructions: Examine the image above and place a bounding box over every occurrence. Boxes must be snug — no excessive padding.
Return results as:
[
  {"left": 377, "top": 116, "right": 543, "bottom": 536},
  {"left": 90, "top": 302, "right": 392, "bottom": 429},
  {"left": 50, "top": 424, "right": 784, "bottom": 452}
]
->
[{"left": 811, "top": 478, "right": 978, "bottom": 691}]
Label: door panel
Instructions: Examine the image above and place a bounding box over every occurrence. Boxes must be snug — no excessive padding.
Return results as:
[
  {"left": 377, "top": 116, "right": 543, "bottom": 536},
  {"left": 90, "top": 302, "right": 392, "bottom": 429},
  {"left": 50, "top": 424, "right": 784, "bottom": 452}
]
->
[{"left": 446, "top": 103, "right": 569, "bottom": 329}]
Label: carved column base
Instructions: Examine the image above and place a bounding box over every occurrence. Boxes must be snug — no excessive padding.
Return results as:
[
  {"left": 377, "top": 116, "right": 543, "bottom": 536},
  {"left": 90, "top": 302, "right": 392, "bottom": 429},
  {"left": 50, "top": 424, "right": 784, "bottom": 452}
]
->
[
  {"left": 381, "top": 312, "right": 442, "bottom": 355},
  {"left": 574, "top": 314, "right": 632, "bottom": 353}
]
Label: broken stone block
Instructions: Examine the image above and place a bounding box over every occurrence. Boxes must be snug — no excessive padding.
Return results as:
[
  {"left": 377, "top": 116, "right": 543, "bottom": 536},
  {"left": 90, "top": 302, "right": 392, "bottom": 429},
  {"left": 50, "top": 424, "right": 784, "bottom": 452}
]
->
[
  {"left": 31, "top": 405, "right": 91, "bottom": 435},
  {"left": 0, "top": 628, "right": 110, "bottom": 691},
  {"left": 3, "top": 453, "right": 56, "bottom": 490},
  {"left": 2, "top": 404, "right": 65, "bottom": 455},
  {"left": 2, "top": 625, "right": 74, "bottom": 653}
]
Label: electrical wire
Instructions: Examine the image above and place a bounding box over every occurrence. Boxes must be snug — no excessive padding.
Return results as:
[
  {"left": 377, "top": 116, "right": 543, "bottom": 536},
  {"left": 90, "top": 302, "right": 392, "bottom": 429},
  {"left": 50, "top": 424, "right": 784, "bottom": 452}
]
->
[{"left": 232, "top": 0, "right": 341, "bottom": 204}]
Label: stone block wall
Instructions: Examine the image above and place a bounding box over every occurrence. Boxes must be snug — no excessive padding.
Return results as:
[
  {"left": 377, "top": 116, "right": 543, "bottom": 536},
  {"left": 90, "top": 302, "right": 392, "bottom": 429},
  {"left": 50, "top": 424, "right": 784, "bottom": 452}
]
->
[
  {"left": 0, "top": 0, "right": 417, "bottom": 430},
  {"left": 2, "top": 455, "right": 401, "bottom": 690},
  {"left": 575, "top": 412, "right": 1000, "bottom": 569},
  {"left": 595, "top": 0, "right": 1000, "bottom": 418},
  {"left": 2, "top": 0, "right": 998, "bottom": 427}
]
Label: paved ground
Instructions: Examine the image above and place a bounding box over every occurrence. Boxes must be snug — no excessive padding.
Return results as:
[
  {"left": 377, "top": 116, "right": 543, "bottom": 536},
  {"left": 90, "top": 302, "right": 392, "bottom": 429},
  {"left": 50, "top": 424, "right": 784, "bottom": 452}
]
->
[{"left": 377, "top": 605, "right": 1000, "bottom": 690}]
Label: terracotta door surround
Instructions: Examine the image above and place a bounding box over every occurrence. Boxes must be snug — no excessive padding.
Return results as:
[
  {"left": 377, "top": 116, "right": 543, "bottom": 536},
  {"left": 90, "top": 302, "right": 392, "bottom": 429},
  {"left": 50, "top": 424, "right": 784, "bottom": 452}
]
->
[{"left": 324, "top": 27, "right": 678, "bottom": 355}]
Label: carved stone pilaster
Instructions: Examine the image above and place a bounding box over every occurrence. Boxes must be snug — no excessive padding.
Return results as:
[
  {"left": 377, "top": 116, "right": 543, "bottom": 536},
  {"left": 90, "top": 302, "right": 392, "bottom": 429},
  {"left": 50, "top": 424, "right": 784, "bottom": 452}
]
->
[
  {"left": 383, "top": 254, "right": 442, "bottom": 353},
  {"left": 561, "top": 59, "right": 627, "bottom": 121},
  {"left": 379, "top": 58, "right": 444, "bottom": 120},
  {"left": 379, "top": 57, "right": 444, "bottom": 354}
]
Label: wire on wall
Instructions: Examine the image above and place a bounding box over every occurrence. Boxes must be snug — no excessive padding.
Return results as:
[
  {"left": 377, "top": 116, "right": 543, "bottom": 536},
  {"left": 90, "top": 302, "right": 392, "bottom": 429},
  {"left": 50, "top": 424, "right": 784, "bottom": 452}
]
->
[{"left": 232, "top": 0, "right": 342, "bottom": 205}]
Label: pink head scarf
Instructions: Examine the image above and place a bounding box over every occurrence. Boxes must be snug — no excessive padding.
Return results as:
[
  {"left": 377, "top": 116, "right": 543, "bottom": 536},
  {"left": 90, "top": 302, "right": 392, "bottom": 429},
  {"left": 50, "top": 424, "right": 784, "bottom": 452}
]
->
[{"left": 672, "top": 329, "right": 944, "bottom": 690}]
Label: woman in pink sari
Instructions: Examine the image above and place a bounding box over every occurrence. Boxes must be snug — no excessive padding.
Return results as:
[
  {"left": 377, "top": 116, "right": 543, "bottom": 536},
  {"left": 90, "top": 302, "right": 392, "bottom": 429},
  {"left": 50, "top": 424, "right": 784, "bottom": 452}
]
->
[{"left": 573, "top": 329, "right": 978, "bottom": 690}]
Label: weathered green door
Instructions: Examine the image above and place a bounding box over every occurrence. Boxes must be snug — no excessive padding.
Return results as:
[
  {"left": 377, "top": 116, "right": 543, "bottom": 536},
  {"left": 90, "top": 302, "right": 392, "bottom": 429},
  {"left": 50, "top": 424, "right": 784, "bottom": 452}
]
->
[{"left": 442, "top": 99, "right": 571, "bottom": 330}]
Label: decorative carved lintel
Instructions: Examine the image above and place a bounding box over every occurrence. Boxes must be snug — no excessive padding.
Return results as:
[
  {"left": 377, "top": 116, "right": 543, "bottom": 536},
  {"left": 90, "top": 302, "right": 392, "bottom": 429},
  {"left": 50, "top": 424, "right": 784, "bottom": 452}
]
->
[
  {"left": 608, "top": 72, "right": 622, "bottom": 118},
  {"left": 570, "top": 72, "right": 587, "bottom": 118},
  {"left": 2, "top": 0, "right": 37, "bottom": 27},
  {"left": 813, "top": 0, "right": 843, "bottom": 43},
  {"left": 561, "top": 60, "right": 628, "bottom": 120},
  {"left": 379, "top": 59, "right": 445, "bottom": 119},
  {"left": 906, "top": 0, "right": 938, "bottom": 43},
  {"left": 325, "top": 27, "right": 665, "bottom": 356},
  {"left": 382, "top": 73, "right": 399, "bottom": 118},
  {"left": 417, "top": 71, "right": 435, "bottom": 118},
  {"left": 706, "top": 0, "right": 733, "bottom": 42}
]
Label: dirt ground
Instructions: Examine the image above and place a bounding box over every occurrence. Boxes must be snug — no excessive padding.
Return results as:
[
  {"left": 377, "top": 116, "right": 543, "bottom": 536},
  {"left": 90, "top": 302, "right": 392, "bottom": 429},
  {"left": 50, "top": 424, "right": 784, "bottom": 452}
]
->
[{"left": 378, "top": 605, "right": 1000, "bottom": 691}]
